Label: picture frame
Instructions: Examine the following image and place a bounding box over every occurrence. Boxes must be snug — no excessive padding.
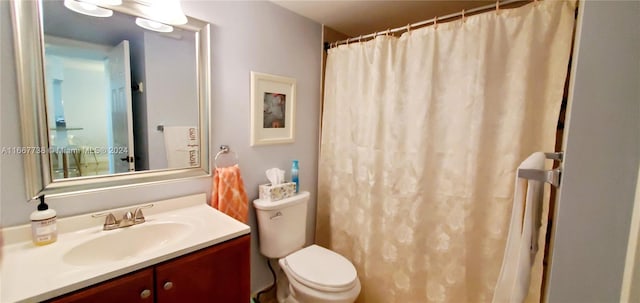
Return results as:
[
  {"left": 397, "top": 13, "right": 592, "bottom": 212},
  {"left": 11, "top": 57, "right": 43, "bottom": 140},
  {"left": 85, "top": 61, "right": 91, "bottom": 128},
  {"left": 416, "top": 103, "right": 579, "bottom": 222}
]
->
[{"left": 250, "top": 71, "right": 296, "bottom": 146}]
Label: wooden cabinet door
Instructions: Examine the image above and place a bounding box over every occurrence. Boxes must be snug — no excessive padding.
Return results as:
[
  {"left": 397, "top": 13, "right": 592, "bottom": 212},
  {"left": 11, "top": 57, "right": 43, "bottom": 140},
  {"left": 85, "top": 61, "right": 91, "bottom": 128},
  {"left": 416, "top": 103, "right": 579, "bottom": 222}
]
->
[
  {"left": 46, "top": 268, "right": 154, "bottom": 303},
  {"left": 155, "top": 235, "right": 250, "bottom": 303}
]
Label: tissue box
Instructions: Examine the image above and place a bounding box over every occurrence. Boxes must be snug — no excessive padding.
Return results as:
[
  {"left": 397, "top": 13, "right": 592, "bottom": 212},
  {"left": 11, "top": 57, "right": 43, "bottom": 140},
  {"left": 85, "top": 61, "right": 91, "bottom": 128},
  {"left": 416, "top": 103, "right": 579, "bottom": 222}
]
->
[{"left": 259, "top": 182, "right": 296, "bottom": 201}]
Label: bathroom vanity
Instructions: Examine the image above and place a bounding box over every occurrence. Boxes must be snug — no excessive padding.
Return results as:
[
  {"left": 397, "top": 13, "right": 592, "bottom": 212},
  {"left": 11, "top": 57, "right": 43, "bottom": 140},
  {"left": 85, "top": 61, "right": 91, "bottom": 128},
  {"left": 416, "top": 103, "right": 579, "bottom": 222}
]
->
[
  {"left": 0, "top": 194, "right": 250, "bottom": 303},
  {"left": 46, "top": 235, "right": 249, "bottom": 303}
]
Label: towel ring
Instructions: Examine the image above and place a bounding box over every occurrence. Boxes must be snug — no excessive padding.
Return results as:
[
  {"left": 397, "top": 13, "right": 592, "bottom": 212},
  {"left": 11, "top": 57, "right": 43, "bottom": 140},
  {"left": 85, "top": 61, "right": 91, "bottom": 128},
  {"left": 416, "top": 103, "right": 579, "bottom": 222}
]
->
[{"left": 214, "top": 145, "right": 239, "bottom": 169}]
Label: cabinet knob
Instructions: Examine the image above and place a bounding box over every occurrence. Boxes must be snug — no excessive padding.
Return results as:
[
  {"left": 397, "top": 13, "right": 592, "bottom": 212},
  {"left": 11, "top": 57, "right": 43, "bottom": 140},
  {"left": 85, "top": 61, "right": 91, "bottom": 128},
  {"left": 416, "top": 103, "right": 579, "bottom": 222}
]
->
[
  {"left": 140, "top": 289, "right": 151, "bottom": 299},
  {"left": 163, "top": 281, "right": 174, "bottom": 290}
]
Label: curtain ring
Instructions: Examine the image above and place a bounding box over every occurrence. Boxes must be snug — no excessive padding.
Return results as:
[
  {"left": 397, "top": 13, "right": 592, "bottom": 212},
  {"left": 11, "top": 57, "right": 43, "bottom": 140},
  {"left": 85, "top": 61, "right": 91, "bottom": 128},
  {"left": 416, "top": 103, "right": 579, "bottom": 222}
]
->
[
  {"left": 358, "top": 35, "right": 363, "bottom": 43},
  {"left": 462, "top": 9, "right": 466, "bottom": 23},
  {"left": 434, "top": 16, "right": 438, "bottom": 29},
  {"left": 496, "top": 0, "right": 500, "bottom": 12},
  {"left": 386, "top": 29, "right": 391, "bottom": 36},
  {"left": 406, "top": 23, "right": 411, "bottom": 34}
]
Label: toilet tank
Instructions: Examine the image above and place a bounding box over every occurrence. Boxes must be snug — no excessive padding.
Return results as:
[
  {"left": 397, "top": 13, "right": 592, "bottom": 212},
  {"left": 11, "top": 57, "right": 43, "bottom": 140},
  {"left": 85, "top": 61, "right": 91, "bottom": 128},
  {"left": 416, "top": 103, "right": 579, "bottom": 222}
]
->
[{"left": 253, "top": 191, "right": 309, "bottom": 258}]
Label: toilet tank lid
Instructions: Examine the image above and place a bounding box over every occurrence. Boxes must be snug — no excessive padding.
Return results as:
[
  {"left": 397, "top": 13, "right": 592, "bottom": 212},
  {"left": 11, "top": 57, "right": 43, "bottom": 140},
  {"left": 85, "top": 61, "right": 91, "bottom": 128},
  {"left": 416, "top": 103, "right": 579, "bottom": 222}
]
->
[
  {"left": 253, "top": 191, "right": 310, "bottom": 210},
  {"left": 284, "top": 244, "right": 357, "bottom": 290}
]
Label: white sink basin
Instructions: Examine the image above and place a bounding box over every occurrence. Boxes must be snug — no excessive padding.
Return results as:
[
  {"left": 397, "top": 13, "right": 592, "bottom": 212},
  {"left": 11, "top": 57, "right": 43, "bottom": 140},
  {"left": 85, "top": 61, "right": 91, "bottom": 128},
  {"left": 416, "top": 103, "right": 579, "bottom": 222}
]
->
[{"left": 63, "top": 221, "right": 194, "bottom": 266}]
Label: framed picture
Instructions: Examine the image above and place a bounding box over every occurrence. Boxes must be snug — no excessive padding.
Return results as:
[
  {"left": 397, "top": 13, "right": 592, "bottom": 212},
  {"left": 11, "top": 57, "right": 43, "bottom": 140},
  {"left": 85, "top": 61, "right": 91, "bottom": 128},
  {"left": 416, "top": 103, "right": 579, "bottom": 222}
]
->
[{"left": 250, "top": 72, "right": 296, "bottom": 146}]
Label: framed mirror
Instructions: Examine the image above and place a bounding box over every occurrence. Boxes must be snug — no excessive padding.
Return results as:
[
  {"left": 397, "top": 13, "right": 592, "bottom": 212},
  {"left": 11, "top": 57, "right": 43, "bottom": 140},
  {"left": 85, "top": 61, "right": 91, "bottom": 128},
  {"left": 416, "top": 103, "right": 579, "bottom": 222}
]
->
[{"left": 11, "top": 0, "right": 211, "bottom": 199}]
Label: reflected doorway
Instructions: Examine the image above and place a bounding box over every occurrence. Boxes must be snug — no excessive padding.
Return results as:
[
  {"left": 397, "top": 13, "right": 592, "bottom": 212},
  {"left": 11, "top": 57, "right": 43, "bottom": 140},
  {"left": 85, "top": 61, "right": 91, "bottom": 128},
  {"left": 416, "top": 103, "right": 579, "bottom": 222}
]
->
[{"left": 44, "top": 36, "right": 135, "bottom": 179}]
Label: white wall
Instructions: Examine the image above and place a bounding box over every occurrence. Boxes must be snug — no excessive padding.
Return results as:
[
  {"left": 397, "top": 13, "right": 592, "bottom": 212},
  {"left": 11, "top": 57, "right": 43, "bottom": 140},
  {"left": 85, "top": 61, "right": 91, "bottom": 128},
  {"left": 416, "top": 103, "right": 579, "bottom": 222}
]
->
[
  {"left": 144, "top": 31, "right": 198, "bottom": 170},
  {"left": 1, "top": 0, "right": 322, "bottom": 294},
  {"left": 58, "top": 58, "right": 109, "bottom": 156},
  {"left": 44, "top": 52, "right": 111, "bottom": 166},
  {"left": 181, "top": 1, "right": 322, "bottom": 292},
  {"left": 546, "top": 1, "right": 640, "bottom": 302}
]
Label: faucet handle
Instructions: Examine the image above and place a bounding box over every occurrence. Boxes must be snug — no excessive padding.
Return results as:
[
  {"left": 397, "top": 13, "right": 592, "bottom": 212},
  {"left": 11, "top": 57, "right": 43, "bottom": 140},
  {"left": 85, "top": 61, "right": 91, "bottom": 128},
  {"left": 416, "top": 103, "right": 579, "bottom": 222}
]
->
[
  {"left": 105, "top": 213, "right": 118, "bottom": 226},
  {"left": 92, "top": 212, "right": 119, "bottom": 230},
  {"left": 133, "top": 204, "right": 154, "bottom": 224}
]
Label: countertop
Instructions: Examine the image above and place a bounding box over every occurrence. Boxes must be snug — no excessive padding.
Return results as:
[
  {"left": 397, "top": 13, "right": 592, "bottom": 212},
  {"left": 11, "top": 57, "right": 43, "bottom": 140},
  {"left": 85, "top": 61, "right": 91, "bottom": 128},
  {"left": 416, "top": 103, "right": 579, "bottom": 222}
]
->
[{"left": 0, "top": 193, "right": 250, "bottom": 303}]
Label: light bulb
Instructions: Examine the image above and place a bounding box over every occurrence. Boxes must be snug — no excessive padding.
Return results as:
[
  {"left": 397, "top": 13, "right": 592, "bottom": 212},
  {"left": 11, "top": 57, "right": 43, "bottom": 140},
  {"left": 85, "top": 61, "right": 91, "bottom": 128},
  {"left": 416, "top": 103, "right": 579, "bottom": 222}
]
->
[
  {"left": 64, "top": 0, "right": 113, "bottom": 17},
  {"left": 134, "top": 0, "right": 187, "bottom": 25},
  {"left": 135, "top": 17, "right": 174, "bottom": 33}
]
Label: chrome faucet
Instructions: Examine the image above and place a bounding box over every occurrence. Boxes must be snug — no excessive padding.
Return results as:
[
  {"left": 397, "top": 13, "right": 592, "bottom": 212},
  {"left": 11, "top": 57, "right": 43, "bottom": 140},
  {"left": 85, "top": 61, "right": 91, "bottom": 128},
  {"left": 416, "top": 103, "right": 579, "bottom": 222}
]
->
[{"left": 92, "top": 204, "right": 154, "bottom": 231}]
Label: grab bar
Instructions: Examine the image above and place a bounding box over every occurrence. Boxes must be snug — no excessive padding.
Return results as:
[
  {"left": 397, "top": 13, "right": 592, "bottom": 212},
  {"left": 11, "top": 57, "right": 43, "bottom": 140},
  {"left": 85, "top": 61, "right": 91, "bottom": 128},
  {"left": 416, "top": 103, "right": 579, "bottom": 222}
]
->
[{"left": 517, "top": 152, "right": 563, "bottom": 187}]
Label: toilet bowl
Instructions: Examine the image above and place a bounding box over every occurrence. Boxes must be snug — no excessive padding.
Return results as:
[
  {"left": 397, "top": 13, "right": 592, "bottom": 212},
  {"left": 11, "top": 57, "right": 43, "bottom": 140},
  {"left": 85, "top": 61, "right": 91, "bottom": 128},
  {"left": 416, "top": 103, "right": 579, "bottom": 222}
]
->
[{"left": 253, "top": 192, "right": 361, "bottom": 303}]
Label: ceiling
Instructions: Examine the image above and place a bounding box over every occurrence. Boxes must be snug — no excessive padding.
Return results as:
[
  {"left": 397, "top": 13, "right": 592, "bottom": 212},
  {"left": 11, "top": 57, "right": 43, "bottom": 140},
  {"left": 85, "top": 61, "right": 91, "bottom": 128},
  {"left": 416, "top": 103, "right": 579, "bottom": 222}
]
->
[{"left": 271, "top": 0, "right": 494, "bottom": 37}]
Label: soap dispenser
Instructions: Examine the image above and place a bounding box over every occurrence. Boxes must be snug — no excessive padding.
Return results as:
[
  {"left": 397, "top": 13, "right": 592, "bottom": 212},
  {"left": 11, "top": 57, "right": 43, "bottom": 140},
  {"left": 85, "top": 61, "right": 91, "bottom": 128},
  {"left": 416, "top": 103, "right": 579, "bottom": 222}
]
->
[{"left": 30, "top": 195, "right": 57, "bottom": 246}]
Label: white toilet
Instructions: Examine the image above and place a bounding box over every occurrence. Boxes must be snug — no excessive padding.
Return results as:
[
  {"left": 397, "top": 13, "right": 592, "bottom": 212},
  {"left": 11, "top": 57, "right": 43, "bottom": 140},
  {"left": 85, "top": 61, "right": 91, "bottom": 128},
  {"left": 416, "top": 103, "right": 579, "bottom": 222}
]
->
[{"left": 254, "top": 191, "right": 361, "bottom": 303}]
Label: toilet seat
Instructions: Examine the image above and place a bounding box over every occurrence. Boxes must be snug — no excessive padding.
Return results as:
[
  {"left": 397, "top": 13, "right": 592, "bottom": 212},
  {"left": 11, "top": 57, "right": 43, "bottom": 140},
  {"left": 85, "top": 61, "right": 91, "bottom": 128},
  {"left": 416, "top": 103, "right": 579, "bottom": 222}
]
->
[{"left": 283, "top": 245, "right": 358, "bottom": 293}]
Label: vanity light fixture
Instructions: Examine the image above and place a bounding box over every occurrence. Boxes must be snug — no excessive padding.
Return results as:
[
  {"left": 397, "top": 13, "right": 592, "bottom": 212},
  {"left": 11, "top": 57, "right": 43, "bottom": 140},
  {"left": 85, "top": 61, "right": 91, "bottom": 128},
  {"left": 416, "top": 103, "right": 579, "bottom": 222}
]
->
[
  {"left": 134, "top": 0, "right": 187, "bottom": 25},
  {"left": 132, "top": 0, "right": 187, "bottom": 33},
  {"left": 65, "top": 0, "right": 187, "bottom": 33},
  {"left": 80, "top": 0, "right": 123, "bottom": 6},
  {"left": 135, "top": 17, "right": 174, "bottom": 33},
  {"left": 63, "top": 0, "right": 114, "bottom": 18}
]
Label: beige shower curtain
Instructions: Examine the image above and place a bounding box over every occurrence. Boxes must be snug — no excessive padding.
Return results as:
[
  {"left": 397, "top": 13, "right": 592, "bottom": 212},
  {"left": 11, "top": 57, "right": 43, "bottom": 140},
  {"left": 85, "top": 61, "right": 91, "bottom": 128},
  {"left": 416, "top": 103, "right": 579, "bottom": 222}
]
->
[{"left": 317, "top": 1, "right": 576, "bottom": 302}]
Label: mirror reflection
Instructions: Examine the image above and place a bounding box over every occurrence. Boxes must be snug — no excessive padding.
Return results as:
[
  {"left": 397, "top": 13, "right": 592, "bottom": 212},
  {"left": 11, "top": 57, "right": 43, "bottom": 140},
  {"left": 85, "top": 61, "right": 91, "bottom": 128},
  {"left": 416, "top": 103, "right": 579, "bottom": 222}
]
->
[{"left": 42, "top": 0, "right": 199, "bottom": 180}]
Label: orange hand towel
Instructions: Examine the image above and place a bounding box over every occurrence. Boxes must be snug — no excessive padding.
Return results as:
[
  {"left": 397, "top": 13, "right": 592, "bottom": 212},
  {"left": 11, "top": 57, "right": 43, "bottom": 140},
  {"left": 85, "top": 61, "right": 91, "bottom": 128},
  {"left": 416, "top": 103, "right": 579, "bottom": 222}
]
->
[{"left": 211, "top": 164, "right": 249, "bottom": 223}]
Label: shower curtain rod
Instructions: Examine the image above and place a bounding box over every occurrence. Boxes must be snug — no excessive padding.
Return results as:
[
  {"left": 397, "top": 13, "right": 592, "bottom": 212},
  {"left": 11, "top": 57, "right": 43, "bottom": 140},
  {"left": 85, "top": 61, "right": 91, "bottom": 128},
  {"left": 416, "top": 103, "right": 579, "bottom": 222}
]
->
[{"left": 325, "top": 0, "right": 530, "bottom": 50}]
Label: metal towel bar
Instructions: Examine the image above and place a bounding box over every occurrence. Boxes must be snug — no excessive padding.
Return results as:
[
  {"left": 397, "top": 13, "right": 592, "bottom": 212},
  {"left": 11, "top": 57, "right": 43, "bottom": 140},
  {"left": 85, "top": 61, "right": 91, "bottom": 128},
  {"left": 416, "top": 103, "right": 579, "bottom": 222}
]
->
[
  {"left": 214, "top": 145, "right": 239, "bottom": 169},
  {"left": 544, "top": 152, "right": 563, "bottom": 162},
  {"left": 517, "top": 152, "right": 563, "bottom": 187}
]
